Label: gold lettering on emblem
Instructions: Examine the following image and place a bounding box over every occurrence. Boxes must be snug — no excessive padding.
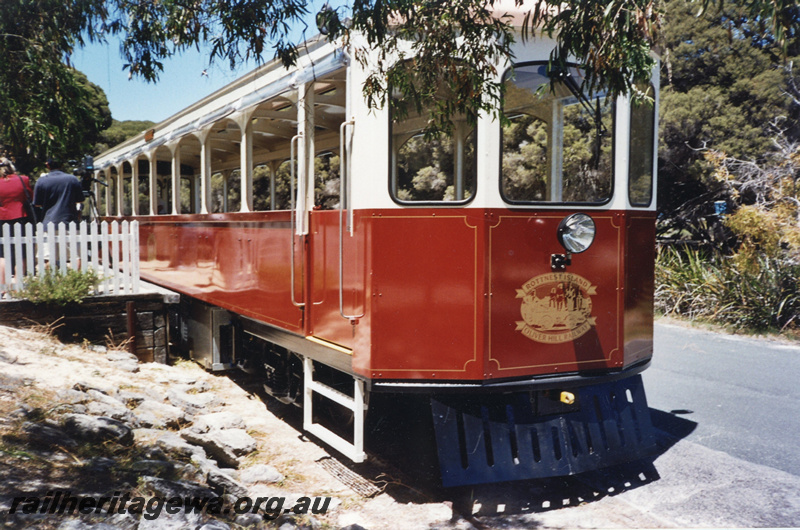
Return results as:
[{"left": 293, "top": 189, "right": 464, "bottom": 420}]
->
[{"left": 516, "top": 272, "right": 597, "bottom": 344}]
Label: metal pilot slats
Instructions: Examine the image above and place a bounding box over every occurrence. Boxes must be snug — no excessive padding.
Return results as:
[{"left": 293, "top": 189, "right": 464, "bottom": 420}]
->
[{"left": 431, "top": 375, "right": 656, "bottom": 487}]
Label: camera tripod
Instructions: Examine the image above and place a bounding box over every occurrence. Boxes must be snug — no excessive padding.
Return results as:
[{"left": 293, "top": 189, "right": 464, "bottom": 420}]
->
[
  {"left": 84, "top": 190, "right": 99, "bottom": 220},
  {"left": 81, "top": 175, "right": 107, "bottom": 221}
]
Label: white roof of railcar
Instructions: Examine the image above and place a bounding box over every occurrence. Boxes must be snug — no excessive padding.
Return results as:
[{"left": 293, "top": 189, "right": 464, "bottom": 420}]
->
[{"left": 95, "top": 35, "right": 345, "bottom": 169}]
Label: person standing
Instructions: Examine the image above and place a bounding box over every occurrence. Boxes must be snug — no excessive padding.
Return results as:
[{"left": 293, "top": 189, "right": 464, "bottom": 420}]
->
[
  {"left": 33, "top": 159, "right": 86, "bottom": 268},
  {"left": 33, "top": 158, "right": 85, "bottom": 226},
  {"left": 0, "top": 157, "right": 34, "bottom": 291}
]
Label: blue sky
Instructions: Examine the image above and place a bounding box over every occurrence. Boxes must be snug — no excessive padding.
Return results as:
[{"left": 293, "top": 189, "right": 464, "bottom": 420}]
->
[
  {"left": 71, "top": 1, "right": 336, "bottom": 123},
  {"left": 71, "top": 40, "right": 253, "bottom": 123}
]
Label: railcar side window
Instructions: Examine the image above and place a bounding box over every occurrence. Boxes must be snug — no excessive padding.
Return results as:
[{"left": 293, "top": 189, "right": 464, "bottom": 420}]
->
[
  {"left": 391, "top": 95, "right": 476, "bottom": 203},
  {"left": 628, "top": 84, "right": 656, "bottom": 207},
  {"left": 501, "top": 64, "right": 614, "bottom": 204}
]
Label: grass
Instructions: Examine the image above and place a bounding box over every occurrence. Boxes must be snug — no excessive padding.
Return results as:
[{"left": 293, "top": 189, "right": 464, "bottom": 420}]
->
[{"left": 656, "top": 246, "right": 800, "bottom": 336}]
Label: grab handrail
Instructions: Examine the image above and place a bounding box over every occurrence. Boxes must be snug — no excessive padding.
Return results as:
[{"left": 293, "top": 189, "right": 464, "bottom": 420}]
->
[
  {"left": 338, "top": 118, "right": 363, "bottom": 321},
  {"left": 290, "top": 133, "right": 305, "bottom": 308}
]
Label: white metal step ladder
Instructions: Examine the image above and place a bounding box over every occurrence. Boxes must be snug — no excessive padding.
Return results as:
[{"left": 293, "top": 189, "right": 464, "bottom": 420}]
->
[{"left": 302, "top": 357, "right": 367, "bottom": 462}]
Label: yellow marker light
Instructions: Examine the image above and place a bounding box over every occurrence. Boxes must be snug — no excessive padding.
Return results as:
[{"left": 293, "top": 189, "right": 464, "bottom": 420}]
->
[{"left": 560, "top": 391, "right": 576, "bottom": 405}]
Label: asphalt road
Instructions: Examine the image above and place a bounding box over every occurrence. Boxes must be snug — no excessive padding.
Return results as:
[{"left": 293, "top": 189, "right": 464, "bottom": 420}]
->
[{"left": 644, "top": 320, "right": 800, "bottom": 477}]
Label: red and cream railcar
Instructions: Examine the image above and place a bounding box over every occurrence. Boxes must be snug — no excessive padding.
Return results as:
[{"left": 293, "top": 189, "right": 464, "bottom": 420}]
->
[{"left": 94, "top": 16, "right": 659, "bottom": 486}]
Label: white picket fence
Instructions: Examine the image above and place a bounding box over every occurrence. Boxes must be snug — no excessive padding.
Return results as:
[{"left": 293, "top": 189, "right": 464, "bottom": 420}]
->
[{"left": 0, "top": 220, "right": 140, "bottom": 297}]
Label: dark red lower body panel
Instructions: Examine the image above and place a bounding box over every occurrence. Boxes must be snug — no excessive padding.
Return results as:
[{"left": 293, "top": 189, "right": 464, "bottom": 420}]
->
[{"left": 129, "top": 208, "right": 655, "bottom": 383}]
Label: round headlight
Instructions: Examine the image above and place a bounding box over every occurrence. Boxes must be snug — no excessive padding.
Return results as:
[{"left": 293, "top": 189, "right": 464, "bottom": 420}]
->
[{"left": 557, "top": 213, "right": 596, "bottom": 254}]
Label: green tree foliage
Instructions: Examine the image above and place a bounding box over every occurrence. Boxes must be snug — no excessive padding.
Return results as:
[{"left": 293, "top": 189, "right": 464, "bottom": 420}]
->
[
  {"left": 396, "top": 132, "right": 476, "bottom": 202},
  {"left": 657, "top": 0, "right": 800, "bottom": 242},
  {"left": 502, "top": 115, "right": 548, "bottom": 200},
  {"left": 97, "top": 120, "right": 156, "bottom": 153},
  {"left": 0, "top": 0, "right": 794, "bottom": 184},
  {"left": 314, "top": 153, "right": 340, "bottom": 210},
  {"left": 255, "top": 161, "right": 296, "bottom": 212},
  {"left": 83, "top": 0, "right": 798, "bottom": 136},
  {"left": 659, "top": 131, "right": 800, "bottom": 332},
  {"left": 655, "top": 1, "right": 800, "bottom": 332},
  {"left": 706, "top": 123, "right": 800, "bottom": 263},
  {"left": 0, "top": 1, "right": 112, "bottom": 174}
]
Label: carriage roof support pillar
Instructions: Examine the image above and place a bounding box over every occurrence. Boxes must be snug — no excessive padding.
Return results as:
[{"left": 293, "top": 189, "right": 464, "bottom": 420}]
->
[
  {"left": 235, "top": 109, "right": 256, "bottom": 213},
  {"left": 115, "top": 164, "right": 124, "bottom": 217},
  {"left": 296, "top": 81, "right": 315, "bottom": 235},
  {"left": 129, "top": 157, "right": 139, "bottom": 217},
  {"left": 103, "top": 167, "right": 112, "bottom": 217},
  {"left": 147, "top": 153, "right": 158, "bottom": 216},
  {"left": 169, "top": 142, "right": 181, "bottom": 215},
  {"left": 197, "top": 127, "right": 213, "bottom": 215}
]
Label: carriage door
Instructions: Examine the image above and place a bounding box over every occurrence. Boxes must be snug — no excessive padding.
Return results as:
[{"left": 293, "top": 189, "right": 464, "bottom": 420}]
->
[{"left": 304, "top": 71, "right": 362, "bottom": 350}]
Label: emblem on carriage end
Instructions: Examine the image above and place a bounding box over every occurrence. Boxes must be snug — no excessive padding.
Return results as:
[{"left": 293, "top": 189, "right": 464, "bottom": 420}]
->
[{"left": 516, "top": 272, "right": 597, "bottom": 344}]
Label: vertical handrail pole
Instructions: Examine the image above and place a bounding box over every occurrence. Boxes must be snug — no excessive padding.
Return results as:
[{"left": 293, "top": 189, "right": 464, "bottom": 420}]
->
[
  {"left": 290, "top": 133, "right": 305, "bottom": 308},
  {"left": 338, "top": 119, "right": 362, "bottom": 321}
]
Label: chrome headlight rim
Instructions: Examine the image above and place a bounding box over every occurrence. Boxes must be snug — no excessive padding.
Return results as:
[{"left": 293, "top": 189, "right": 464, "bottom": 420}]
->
[{"left": 557, "top": 213, "right": 596, "bottom": 254}]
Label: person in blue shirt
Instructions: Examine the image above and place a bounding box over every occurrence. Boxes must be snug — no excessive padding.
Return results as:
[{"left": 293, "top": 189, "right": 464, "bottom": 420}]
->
[
  {"left": 33, "top": 159, "right": 86, "bottom": 266},
  {"left": 33, "top": 158, "right": 85, "bottom": 226}
]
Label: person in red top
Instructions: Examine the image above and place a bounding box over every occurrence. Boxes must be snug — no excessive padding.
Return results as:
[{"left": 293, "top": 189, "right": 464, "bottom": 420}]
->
[{"left": 0, "top": 157, "right": 34, "bottom": 290}]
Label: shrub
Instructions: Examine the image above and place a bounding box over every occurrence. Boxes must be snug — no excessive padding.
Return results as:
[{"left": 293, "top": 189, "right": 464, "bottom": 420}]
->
[
  {"left": 656, "top": 246, "right": 800, "bottom": 332},
  {"left": 12, "top": 268, "right": 100, "bottom": 306}
]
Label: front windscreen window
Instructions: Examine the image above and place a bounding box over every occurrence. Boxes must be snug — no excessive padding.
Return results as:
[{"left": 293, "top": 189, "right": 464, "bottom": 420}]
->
[{"left": 501, "top": 64, "right": 614, "bottom": 204}]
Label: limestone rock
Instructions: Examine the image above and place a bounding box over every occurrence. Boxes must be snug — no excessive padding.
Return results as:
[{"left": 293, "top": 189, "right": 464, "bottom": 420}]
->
[
  {"left": 106, "top": 350, "right": 138, "bottom": 363},
  {"left": 134, "top": 399, "right": 191, "bottom": 429},
  {"left": 154, "top": 432, "right": 207, "bottom": 461},
  {"left": 204, "top": 464, "right": 249, "bottom": 497},
  {"left": 239, "top": 463, "right": 284, "bottom": 485},
  {"left": 190, "top": 411, "right": 246, "bottom": 433},
  {"left": 56, "top": 388, "right": 91, "bottom": 405},
  {"left": 72, "top": 380, "right": 114, "bottom": 395},
  {"left": 140, "top": 475, "right": 218, "bottom": 500},
  {"left": 136, "top": 510, "right": 203, "bottom": 530},
  {"left": 167, "top": 389, "right": 224, "bottom": 414},
  {"left": 180, "top": 430, "right": 256, "bottom": 468},
  {"left": 22, "top": 421, "right": 78, "bottom": 448},
  {"left": 130, "top": 459, "right": 177, "bottom": 477},
  {"left": 197, "top": 521, "right": 231, "bottom": 530},
  {"left": 213, "top": 429, "right": 257, "bottom": 456},
  {"left": 113, "top": 360, "right": 140, "bottom": 373},
  {"left": 62, "top": 414, "right": 134, "bottom": 445}
]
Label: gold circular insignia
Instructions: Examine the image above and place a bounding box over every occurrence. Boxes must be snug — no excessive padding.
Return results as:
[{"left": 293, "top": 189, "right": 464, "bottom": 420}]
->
[{"left": 515, "top": 272, "right": 597, "bottom": 344}]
